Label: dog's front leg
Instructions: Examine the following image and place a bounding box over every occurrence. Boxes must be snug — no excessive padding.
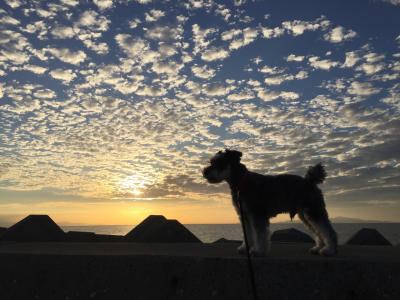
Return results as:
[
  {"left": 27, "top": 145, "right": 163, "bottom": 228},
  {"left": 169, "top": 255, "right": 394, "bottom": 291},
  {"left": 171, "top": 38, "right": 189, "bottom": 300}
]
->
[
  {"left": 237, "top": 212, "right": 254, "bottom": 255},
  {"left": 233, "top": 197, "right": 254, "bottom": 255},
  {"left": 249, "top": 214, "right": 270, "bottom": 257}
]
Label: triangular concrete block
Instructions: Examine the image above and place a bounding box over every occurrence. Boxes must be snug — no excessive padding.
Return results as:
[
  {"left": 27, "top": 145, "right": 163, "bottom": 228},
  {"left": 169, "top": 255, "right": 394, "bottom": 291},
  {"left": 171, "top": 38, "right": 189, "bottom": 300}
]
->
[
  {"left": 346, "top": 228, "right": 392, "bottom": 246},
  {"left": 1, "top": 215, "right": 66, "bottom": 242},
  {"left": 125, "top": 215, "right": 201, "bottom": 243},
  {"left": 271, "top": 228, "right": 314, "bottom": 243},
  {"left": 125, "top": 215, "right": 167, "bottom": 241}
]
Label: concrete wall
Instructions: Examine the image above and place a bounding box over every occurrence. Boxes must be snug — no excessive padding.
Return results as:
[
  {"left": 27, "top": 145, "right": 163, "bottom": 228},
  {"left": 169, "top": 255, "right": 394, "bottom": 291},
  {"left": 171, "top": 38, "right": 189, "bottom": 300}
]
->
[{"left": 0, "top": 253, "right": 399, "bottom": 300}]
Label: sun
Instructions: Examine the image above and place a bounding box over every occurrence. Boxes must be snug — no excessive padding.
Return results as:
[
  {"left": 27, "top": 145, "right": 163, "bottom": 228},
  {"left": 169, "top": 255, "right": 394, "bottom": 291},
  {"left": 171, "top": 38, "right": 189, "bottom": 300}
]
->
[{"left": 118, "top": 175, "right": 149, "bottom": 196}]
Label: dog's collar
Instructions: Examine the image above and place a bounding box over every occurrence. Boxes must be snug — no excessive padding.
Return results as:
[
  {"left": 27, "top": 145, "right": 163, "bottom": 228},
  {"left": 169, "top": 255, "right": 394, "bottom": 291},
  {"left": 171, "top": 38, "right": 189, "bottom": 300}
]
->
[{"left": 232, "top": 172, "right": 249, "bottom": 193}]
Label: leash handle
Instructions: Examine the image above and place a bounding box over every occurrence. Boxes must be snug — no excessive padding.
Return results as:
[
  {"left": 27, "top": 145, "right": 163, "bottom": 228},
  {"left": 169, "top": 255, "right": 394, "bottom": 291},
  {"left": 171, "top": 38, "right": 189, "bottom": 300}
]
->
[{"left": 237, "top": 192, "right": 259, "bottom": 300}]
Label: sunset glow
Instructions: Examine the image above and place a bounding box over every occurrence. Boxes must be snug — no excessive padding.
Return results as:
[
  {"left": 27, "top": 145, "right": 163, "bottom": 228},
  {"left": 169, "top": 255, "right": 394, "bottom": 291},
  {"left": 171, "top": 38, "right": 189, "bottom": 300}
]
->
[{"left": 0, "top": 0, "right": 399, "bottom": 225}]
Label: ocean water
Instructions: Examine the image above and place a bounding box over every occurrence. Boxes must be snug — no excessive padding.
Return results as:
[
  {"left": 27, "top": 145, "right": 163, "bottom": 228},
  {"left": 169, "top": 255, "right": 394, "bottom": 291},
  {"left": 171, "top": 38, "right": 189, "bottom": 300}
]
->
[{"left": 62, "top": 223, "right": 400, "bottom": 245}]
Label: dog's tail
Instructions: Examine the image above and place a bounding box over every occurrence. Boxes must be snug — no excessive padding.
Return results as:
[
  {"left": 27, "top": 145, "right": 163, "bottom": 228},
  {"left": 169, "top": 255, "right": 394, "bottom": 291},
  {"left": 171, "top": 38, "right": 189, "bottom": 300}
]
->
[{"left": 305, "top": 163, "right": 326, "bottom": 184}]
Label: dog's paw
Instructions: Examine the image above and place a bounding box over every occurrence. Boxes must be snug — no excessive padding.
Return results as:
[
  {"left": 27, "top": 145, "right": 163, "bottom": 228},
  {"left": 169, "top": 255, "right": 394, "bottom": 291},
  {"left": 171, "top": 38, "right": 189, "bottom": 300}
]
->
[
  {"left": 319, "top": 246, "right": 337, "bottom": 257},
  {"left": 237, "top": 243, "right": 247, "bottom": 255},
  {"left": 250, "top": 248, "right": 267, "bottom": 257},
  {"left": 309, "top": 246, "right": 322, "bottom": 255}
]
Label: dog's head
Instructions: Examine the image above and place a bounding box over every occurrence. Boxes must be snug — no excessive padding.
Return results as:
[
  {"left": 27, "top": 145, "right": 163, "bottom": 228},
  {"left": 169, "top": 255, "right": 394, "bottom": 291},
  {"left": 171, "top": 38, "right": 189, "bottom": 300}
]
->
[{"left": 202, "top": 149, "right": 242, "bottom": 183}]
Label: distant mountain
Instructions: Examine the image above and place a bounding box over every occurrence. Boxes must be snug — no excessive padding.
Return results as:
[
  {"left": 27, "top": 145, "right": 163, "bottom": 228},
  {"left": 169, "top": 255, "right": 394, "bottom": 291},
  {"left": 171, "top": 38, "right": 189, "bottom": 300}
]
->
[
  {"left": 330, "top": 216, "right": 390, "bottom": 223},
  {"left": 276, "top": 216, "right": 390, "bottom": 224}
]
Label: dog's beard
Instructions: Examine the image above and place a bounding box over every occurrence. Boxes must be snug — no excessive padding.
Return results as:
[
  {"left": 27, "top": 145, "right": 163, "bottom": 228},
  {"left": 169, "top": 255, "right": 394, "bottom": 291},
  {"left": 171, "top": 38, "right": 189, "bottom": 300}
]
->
[{"left": 206, "top": 177, "right": 223, "bottom": 184}]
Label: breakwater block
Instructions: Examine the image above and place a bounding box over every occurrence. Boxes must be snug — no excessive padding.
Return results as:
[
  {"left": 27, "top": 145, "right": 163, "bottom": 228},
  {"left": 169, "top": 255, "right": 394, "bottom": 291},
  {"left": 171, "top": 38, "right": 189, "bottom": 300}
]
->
[
  {"left": 125, "top": 215, "right": 201, "bottom": 243},
  {"left": 0, "top": 227, "right": 7, "bottom": 238},
  {"left": 213, "top": 238, "right": 241, "bottom": 244},
  {"left": 271, "top": 228, "right": 314, "bottom": 243},
  {"left": 1, "top": 215, "right": 66, "bottom": 242},
  {"left": 96, "top": 234, "right": 124, "bottom": 242},
  {"left": 67, "top": 231, "right": 124, "bottom": 242},
  {"left": 67, "top": 231, "right": 96, "bottom": 242},
  {"left": 346, "top": 228, "right": 392, "bottom": 246}
]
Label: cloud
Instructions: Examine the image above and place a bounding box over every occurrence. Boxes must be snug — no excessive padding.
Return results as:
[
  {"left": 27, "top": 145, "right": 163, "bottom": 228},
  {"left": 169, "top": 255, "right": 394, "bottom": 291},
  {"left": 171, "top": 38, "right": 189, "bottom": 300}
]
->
[
  {"left": 0, "top": 15, "right": 20, "bottom": 26},
  {"left": 201, "top": 47, "right": 229, "bottom": 61},
  {"left": 136, "top": 85, "right": 167, "bottom": 97},
  {"left": 221, "top": 28, "right": 241, "bottom": 41},
  {"left": 203, "top": 83, "right": 230, "bottom": 96},
  {"left": 4, "top": 0, "right": 23, "bottom": 9},
  {"left": 381, "top": 0, "right": 400, "bottom": 5},
  {"left": 364, "top": 52, "right": 385, "bottom": 63},
  {"left": 280, "top": 91, "right": 300, "bottom": 100},
  {"left": 152, "top": 61, "right": 183, "bottom": 75},
  {"left": 0, "top": 30, "right": 30, "bottom": 65},
  {"left": 215, "top": 4, "right": 231, "bottom": 22},
  {"left": 60, "top": 0, "right": 79, "bottom": 6},
  {"left": 82, "top": 40, "right": 109, "bottom": 55},
  {"left": 264, "top": 71, "right": 308, "bottom": 85},
  {"left": 33, "top": 89, "right": 56, "bottom": 99},
  {"left": 347, "top": 81, "right": 381, "bottom": 96},
  {"left": 286, "top": 54, "right": 305, "bottom": 62},
  {"left": 46, "top": 48, "right": 87, "bottom": 65},
  {"left": 145, "top": 25, "right": 182, "bottom": 41},
  {"left": 257, "top": 89, "right": 299, "bottom": 101},
  {"left": 227, "top": 91, "right": 254, "bottom": 101},
  {"left": 191, "top": 65, "right": 216, "bottom": 79},
  {"left": 185, "top": 0, "right": 213, "bottom": 10},
  {"left": 356, "top": 63, "right": 385, "bottom": 75},
  {"left": 263, "top": 75, "right": 287, "bottom": 86},
  {"left": 0, "top": 83, "right": 4, "bottom": 98},
  {"left": 51, "top": 26, "right": 75, "bottom": 39},
  {"left": 259, "top": 65, "right": 285, "bottom": 74},
  {"left": 145, "top": 9, "right": 165, "bottom": 22},
  {"left": 158, "top": 44, "right": 177, "bottom": 58},
  {"left": 282, "top": 19, "right": 321, "bottom": 36},
  {"left": 129, "top": 18, "right": 141, "bottom": 29},
  {"left": 192, "top": 24, "right": 217, "bottom": 54},
  {"left": 309, "top": 95, "right": 339, "bottom": 112},
  {"left": 261, "top": 26, "right": 285, "bottom": 39},
  {"left": 22, "top": 21, "right": 48, "bottom": 40},
  {"left": 76, "top": 10, "right": 110, "bottom": 31},
  {"left": 308, "top": 56, "right": 339, "bottom": 70},
  {"left": 93, "top": 0, "right": 114, "bottom": 10},
  {"left": 324, "top": 26, "right": 357, "bottom": 43},
  {"left": 342, "top": 51, "right": 360, "bottom": 68},
  {"left": 115, "top": 34, "right": 149, "bottom": 57},
  {"left": 49, "top": 69, "right": 76, "bottom": 83},
  {"left": 222, "top": 27, "right": 259, "bottom": 50},
  {"left": 23, "top": 64, "right": 47, "bottom": 74}
]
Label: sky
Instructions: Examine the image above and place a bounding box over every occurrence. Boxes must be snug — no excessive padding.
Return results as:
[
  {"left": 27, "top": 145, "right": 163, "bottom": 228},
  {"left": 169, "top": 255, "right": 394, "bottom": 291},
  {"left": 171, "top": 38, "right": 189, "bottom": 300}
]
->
[{"left": 0, "top": 0, "right": 399, "bottom": 226}]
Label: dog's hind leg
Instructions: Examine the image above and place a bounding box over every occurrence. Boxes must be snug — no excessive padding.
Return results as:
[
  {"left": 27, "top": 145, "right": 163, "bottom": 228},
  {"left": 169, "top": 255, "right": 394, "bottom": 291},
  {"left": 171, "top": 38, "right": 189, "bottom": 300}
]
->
[
  {"left": 298, "top": 211, "right": 324, "bottom": 255},
  {"left": 304, "top": 207, "right": 338, "bottom": 256}
]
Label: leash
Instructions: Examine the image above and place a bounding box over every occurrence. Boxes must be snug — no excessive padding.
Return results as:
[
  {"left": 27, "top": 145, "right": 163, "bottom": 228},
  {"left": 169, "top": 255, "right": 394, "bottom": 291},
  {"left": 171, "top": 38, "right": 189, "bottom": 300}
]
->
[{"left": 237, "top": 191, "right": 259, "bottom": 300}]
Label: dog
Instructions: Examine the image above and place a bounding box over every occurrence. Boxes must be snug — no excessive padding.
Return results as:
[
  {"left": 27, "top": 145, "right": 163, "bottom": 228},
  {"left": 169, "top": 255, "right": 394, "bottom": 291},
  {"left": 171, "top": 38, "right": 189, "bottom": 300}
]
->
[{"left": 202, "top": 149, "right": 338, "bottom": 257}]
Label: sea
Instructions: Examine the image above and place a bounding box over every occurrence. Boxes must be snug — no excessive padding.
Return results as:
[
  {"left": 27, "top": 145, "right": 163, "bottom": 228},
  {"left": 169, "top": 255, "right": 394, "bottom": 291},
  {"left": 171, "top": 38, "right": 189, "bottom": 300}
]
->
[{"left": 62, "top": 223, "right": 400, "bottom": 245}]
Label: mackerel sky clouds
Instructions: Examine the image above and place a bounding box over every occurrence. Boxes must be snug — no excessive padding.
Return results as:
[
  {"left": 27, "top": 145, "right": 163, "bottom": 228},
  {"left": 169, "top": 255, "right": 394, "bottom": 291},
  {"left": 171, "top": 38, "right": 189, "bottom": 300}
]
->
[{"left": 0, "top": 0, "right": 399, "bottom": 224}]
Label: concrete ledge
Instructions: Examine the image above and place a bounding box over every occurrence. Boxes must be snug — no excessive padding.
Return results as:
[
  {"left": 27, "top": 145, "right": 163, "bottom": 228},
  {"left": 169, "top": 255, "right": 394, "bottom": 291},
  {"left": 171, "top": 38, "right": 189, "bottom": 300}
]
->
[{"left": 0, "top": 243, "right": 399, "bottom": 300}]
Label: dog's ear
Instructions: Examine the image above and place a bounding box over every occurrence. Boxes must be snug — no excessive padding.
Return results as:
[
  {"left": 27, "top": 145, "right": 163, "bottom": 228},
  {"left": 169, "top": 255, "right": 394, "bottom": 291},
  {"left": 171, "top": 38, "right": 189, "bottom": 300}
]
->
[{"left": 225, "top": 149, "right": 242, "bottom": 163}]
